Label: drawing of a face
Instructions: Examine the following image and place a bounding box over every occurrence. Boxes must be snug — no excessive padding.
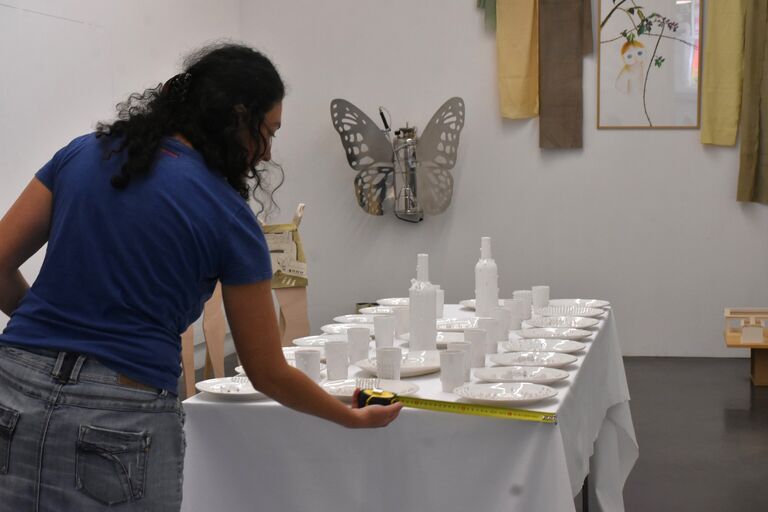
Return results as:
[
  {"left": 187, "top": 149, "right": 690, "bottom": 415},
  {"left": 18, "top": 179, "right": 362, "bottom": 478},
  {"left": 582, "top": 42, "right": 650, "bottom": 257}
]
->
[{"left": 621, "top": 41, "right": 646, "bottom": 67}]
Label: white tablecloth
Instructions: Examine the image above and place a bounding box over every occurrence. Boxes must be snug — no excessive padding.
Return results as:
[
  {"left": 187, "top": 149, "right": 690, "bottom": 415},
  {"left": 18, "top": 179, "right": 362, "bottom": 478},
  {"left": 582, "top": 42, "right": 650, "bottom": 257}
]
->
[{"left": 181, "top": 305, "right": 638, "bottom": 512}]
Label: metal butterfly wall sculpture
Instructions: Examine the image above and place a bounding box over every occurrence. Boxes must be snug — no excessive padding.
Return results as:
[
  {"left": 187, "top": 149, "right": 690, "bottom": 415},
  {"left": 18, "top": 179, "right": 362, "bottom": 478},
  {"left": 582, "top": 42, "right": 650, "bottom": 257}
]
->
[{"left": 330, "top": 97, "right": 465, "bottom": 223}]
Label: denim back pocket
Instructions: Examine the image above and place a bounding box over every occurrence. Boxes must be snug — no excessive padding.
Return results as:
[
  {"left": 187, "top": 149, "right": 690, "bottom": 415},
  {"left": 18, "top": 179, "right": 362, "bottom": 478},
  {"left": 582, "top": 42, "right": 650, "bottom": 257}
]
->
[
  {"left": 75, "top": 425, "right": 150, "bottom": 506},
  {"left": 0, "top": 403, "right": 20, "bottom": 475}
]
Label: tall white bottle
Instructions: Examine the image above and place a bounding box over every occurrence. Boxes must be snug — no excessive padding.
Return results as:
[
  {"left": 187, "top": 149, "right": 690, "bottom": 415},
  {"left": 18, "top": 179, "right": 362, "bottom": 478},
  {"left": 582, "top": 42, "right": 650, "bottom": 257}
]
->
[
  {"left": 474, "top": 237, "right": 499, "bottom": 318},
  {"left": 409, "top": 253, "right": 437, "bottom": 351}
]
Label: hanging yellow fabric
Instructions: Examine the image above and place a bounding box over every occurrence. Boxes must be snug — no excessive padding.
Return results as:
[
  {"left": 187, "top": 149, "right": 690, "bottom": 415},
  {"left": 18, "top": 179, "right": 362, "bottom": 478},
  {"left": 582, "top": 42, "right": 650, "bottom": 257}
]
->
[
  {"left": 736, "top": 0, "right": 768, "bottom": 203},
  {"left": 496, "top": 0, "right": 539, "bottom": 119},
  {"left": 701, "top": 0, "right": 747, "bottom": 146}
]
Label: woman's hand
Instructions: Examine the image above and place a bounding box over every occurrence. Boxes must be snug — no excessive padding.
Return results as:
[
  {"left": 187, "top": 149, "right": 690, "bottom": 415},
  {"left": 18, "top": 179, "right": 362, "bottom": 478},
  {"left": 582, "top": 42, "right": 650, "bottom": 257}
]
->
[{"left": 346, "top": 389, "right": 403, "bottom": 428}]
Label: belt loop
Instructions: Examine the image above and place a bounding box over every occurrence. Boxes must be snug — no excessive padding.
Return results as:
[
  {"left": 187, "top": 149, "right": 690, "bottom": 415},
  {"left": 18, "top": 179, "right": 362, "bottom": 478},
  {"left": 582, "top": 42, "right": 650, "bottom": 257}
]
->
[
  {"left": 68, "top": 356, "right": 87, "bottom": 383},
  {"left": 51, "top": 352, "right": 67, "bottom": 380}
]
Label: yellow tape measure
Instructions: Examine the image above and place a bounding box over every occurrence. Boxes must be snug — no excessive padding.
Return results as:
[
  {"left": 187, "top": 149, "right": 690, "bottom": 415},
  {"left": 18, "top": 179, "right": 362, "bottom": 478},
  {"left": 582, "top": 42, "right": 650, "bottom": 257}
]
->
[{"left": 358, "top": 389, "right": 557, "bottom": 424}]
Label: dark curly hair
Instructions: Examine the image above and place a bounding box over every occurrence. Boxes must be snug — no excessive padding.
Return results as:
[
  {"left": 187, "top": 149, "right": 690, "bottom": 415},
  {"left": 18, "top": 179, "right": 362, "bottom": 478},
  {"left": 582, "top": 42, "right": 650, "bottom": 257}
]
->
[{"left": 96, "top": 43, "right": 285, "bottom": 211}]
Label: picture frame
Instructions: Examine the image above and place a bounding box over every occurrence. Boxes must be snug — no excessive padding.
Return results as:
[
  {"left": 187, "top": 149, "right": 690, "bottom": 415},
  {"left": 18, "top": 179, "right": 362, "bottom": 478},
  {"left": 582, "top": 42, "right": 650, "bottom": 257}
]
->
[{"left": 597, "top": 0, "right": 701, "bottom": 129}]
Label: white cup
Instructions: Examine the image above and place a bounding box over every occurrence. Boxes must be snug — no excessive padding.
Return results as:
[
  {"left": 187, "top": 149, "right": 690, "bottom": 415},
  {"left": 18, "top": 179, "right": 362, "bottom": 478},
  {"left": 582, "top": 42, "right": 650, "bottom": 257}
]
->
[
  {"left": 507, "top": 298, "right": 525, "bottom": 330},
  {"left": 512, "top": 290, "right": 533, "bottom": 320},
  {"left": 464, "top": 328, "right": 487, "bottom": 368},
  {"left": 295, "top": 349, "right": 321, "bottom": 382},
  {"left": 347, "top": 327, "right": 370, "bottom": 366},
  {"left": 445, "top": 341, "right": 471, "bottom": 381},
  {"left": 376, "top": 347, "right": 402, "bottom": 380},
  {"left": 324, "top": 340, "right": 349, "bottom": 381},
  {"left": 491, "top": 306, "right": 511, "bottom": 345},
  {"left": 440, "top": 350, "right": 465, "bottom": 393},
  {"left": 435, "top": 286, "right": 445, "bottom": 318},
  {"left": 532, "top": 285, "right": 550, "bottom": 310},
  {"left": 475, "top": 317, "right": 500, "bottom": 355},
  {"left": 374, "top": 315, "right": 396, "bottom": 348},
  {"left": 392, "top": 306, "right": 410, "bottom": 337}
]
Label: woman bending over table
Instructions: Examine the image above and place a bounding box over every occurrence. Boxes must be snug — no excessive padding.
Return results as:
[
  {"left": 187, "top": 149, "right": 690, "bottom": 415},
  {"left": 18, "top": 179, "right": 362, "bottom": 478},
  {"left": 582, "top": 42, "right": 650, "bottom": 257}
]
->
[{"left": 0, "top": 43, "right": 401, "bottom": 511}]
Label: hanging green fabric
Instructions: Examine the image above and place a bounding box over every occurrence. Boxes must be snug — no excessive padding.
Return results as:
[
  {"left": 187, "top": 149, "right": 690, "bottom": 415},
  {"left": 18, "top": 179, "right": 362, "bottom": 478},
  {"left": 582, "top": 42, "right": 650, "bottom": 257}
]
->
[
  {"left": 736, "top": 0, "right": 768, "bottom": 203},
  {"left": 477, "top": 0, "right": 497, "bottom": 32},
  {"left": 701, "top": 0, "right": 747, "bottom": 146},
  {"left": 539, "top": 0, "right": 592, "bottom": 149}
]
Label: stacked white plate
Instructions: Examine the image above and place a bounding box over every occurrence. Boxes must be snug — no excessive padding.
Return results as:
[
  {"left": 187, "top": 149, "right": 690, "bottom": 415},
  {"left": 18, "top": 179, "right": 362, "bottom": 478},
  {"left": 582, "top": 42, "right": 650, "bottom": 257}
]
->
[
  {"left": 489, "top": 351, "right": 577, "bottom": 368},
  {"left": 321, "top": 323, "right": 375, "bottom": 335},
  {"left": 332, "top": 314, "right": 375, "bottom": 324},
  {"left": 519, "top": 327, "right": 591, "bottom": 340},
  {"left": 321, "top": 379, "right": 419, "bottom": 401},
  {"left": 376, "top": 297, "right": 409, "bottom": 306},
  {"left": 501, "top": 339, "right": 585, "bottom": 354},
  {"left": 536, "top": 306, "right": 604, "bottom": 318},
  {"left": 399, "top": 331, "right": 464, "bottom": 349},
  {"left": 359, "top": 306, "right": 397, "bottom": 315},
  {"left": 473, "top": 366, "right": 569, "bottom": 384},
  {"left": 293, "top": 334, "right": 347, "bottom": 347},
  {"left": 454, "top": 382, "right": 557, "bottom": 406},
  {"left": 549, "top": 298, "right": 610, "bottom": 309},
  {"left": 527, "top": 316, "right": 599, "bottom": 329},
  {"left": 436, "top": 318, "right": 478, "bottom": 332},
  {"left": 458, "top": 299, "right": 515, "bottom": 310},
  {"left": 195, "top": 376, "right": 266, "bottom": 400},
  {"left": 355, "top": 350, "right": 441, "bottom": 377}
]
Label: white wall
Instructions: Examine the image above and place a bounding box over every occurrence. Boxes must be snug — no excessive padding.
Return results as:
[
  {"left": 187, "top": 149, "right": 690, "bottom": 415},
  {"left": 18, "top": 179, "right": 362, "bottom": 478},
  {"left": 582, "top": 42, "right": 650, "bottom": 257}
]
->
[
  {"left": 241, "top": 0, "right": 768, "bottom": 357},
  {"left": 0, "top": 0, "right": 242, "bottom": 361}
]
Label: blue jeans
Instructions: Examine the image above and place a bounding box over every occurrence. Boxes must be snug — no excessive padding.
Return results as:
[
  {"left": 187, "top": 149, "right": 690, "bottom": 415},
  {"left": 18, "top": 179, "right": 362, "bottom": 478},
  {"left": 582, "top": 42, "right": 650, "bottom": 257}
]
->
[{"left": 0, "top": 344, "right": 185, "bottom": 511}]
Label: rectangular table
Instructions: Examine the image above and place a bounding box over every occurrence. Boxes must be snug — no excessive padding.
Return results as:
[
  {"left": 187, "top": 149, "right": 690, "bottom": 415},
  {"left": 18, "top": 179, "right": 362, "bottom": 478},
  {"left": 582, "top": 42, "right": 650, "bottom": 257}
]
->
[{"left": 181, "top": 305, "right": 638, "bottom": 512}]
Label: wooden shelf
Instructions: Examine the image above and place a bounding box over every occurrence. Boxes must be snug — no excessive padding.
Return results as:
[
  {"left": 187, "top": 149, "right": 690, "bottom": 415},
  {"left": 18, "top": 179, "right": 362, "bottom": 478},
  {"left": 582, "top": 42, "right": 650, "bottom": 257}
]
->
[{"left": 724, "top": 331, "right": 768, "bottom": 349}]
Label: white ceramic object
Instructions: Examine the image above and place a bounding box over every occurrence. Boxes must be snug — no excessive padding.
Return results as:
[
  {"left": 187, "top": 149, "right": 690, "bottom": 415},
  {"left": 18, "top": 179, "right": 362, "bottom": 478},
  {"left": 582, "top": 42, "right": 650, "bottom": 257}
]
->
[
  {"left": 409, "top": 254, "right": 437, "bottom": 351},
  {"left": 321, "top": 379, "right": 418, "bottom": 402},
  {"left": 195, "top": 377, "right": 266, "bottom": 399},
  {"left": 445, "top": 341, "right": 471, "bottom": 380},
  {"left": 474, "top": 237, "right": 499, "bottom": 318},
  {"left": 500, "top": 339, "right": 586, "bottom": 354},
  {"left": 360, "top": 306, "right": 396, "bottom": 315},
  {"left": 321, "top": 323, "right": 375, "bottom": 335},
  {"left": 400, "top": 331, "right": 463, "bottom": 349},
  {"left": 519, "top": 327, "right": 592, "bottom": 340},
  {"left": 464, "top": 328, "right": 487, "bottom": 368},
  {"left": 489, "top": 351, "right": 578, "bottom": 368},
  {"left": 376, "top": 297, "right": 409, "bottom": 307},
  {"left": 293, "top": 334, "right": 346, "bottom": 347},
  {"left": 436, "top": 318, "right": 478, "bottom": 332},
  {"left": 295, "top": 350, "right": 322, "bottom": 382},
  {"left": 526, "top": 316, "right": 600, "bottom": 329},
  {"left": 459, "top": 299, "right": 514, "bottom": 310},
  {"left": 454, "top": 382, "right": 557, "bottom": 406},
  {"left": 373, "top": 314, "right": 396, "bottom": 348},
  {"left": 324, "top": 341, "right": 349, "bottom": 381},
  {"left": 355, "top": 350, "right": 441, "bottom": 378},
  {"left": 332, "top": 314, "right": 375, "bottom": 324},
  {"left": 531, "top": 285, "right": 550, "bottom": 310},
  {"left": 440, "top": 350, "right": 466, "bottom": 392},
  {"left": 473, "top": 366, "right": 570, "bottom": 384},
  {"left": 549, "top": 298, "right": 610, "bottom": 309},
  {"left": 536, "top": 306, "right": 604, "bottom": 318}
]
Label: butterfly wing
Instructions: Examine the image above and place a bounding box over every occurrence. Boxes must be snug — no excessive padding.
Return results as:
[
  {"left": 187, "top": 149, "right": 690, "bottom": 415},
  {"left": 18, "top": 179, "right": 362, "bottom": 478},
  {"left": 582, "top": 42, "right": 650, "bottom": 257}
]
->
[
  {"left": 330, "top": 99, "right": 394, "bottom": 215},
  {"left": 415, "top": 97, "right": 465, "bottom": 214}
]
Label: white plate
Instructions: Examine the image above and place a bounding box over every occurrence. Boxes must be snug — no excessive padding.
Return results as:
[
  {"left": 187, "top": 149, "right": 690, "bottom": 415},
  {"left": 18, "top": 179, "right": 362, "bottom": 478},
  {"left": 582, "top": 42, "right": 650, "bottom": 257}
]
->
[
  {"left": 195, "top": 377, "right": 266, "bottom": 399},
  {"left": 359, "top": 306, "right": 396, "bottom": 315},
  {"left": 376, "top": 297, "right": 409, "bottom": 306},
  {"left": 459, "top": 299, "right": 515, "bottom": 310},
  {"left": 321, "top": 379, "right": 419, "bottom": 401},
  {"left": 454, "top": 382, "right": 557, "bottom": 406},
  {"left": 332, "top": 314, "right": 375, "bottom": 324},
  {"left": 436, "top": 318, "right": 479, "bottom": 332},
  {"left": 321, "top": 323, "right": 375, "bottom": 335},
  {"left": 519, "top": 327, "right": 591, "bottom": 340},
  {"left": 526, "top": 316, "right": 600, "bottom": 329},
  {"left": 355, "top": 350, "right": 441, "bottom": 378},
  {"left": 473, "top": 366, "right": 570, "bottom": 384},
  {"left": 293, "top": 334, "right": 347, "bottom": 347},
  {"left": 536, "top": 306, "right": 604, "bottom": 318},
  {"left": 399, "top": 331, "right": 464, "bottom": 349},
  {"left": 489, "top": 351, "right": 578, "bottom": 368},
  {"left": 500, "top": 339, "right": 586, "bottom": 354},
  {"left": 549, "top": 298, "right": 610, "bottom": 309}
]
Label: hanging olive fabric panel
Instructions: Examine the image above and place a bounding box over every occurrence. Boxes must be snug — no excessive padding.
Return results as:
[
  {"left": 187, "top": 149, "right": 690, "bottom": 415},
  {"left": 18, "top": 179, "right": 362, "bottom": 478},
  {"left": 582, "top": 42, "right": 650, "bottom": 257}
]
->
[
  {"left": 496, "top": 0, "right": 539, "bottom": 119},
  {"left": 539, "top": 0, "right": 591, "bottom": 149},
  {"left": 701, "top": 0, "right": 747, "bottom": 146},
  {"left": 477, "top": 0, "right": 497, "bottom": 32},
  {"left": 736, "top": 0, "right": 768, "bottom": 203}
]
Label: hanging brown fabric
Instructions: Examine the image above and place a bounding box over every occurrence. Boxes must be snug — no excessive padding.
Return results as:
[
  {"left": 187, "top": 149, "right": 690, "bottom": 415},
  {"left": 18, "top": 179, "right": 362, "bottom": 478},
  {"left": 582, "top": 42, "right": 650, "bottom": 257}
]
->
[
  {"left": 736, "top": 0, "right": 768, "bottom": 203},
  {"left": 539, "top": 0, "right": 592, "bottom": 149}
]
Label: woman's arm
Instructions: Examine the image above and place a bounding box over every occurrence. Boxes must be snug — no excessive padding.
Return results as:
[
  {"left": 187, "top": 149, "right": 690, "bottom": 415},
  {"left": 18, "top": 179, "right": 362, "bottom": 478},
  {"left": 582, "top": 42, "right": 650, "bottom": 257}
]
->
[
  {"left": 222, "top": 280, "right": 402, "bottom": 428},
  {"left": 0, "top": 178, "right": 52, "bottom": 316}
]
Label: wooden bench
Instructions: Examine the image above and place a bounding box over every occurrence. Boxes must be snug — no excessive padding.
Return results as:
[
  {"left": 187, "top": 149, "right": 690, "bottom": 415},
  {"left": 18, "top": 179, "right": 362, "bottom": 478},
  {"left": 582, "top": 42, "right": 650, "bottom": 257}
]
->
[{"left": 724, "top": 308, "right": 768, "bottom": 386}]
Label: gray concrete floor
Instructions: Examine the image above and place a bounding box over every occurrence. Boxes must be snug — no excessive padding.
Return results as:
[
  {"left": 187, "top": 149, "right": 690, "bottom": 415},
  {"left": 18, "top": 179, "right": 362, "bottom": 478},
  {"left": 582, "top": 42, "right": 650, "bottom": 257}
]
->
[{"left": 185, "top": 356, "right": 768, "bottom": 511}]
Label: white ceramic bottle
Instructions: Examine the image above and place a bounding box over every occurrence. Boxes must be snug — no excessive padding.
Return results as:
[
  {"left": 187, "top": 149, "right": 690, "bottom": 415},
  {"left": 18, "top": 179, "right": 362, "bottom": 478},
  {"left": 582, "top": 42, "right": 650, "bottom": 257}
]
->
[
  {"left": 474, "top": 237, "right": 499, "bottom": 318},
  {"left": 409, "top": 253, "right": 437, "bottom": 351}
]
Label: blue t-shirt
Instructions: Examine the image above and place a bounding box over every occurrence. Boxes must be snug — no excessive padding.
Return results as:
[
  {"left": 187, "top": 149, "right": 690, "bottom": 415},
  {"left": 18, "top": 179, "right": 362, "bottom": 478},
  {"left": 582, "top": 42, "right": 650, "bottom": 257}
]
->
[{"left": 0, "top": 134, "right": 272, "bottom": 392}]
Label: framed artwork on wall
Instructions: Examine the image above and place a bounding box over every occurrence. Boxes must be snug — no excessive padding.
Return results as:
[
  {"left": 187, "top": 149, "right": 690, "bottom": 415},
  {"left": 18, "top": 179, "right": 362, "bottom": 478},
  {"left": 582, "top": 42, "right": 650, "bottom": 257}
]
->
[{"left": 597, "top": 0, "right": 701, "bottom": 129}]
